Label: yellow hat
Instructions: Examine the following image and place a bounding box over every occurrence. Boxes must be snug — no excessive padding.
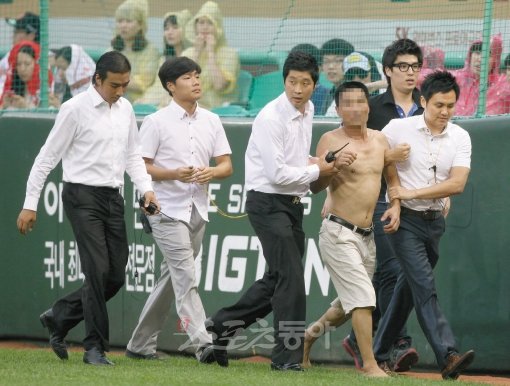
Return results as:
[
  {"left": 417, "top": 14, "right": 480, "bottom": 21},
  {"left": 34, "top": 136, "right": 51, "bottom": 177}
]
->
[
  {"left": 163, "top": 9, "right": 192, "bottom": 29},
  {"left": 115, "top": 0, "right": 149, "bottom": 34},
  {"left": 185, "top": 1, "right": 225, "bottom": 46}
]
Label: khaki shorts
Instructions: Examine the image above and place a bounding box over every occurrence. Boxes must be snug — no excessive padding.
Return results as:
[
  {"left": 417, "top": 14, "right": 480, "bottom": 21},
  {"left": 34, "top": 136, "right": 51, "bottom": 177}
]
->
[{"left": 319, "top": 218, "right": 376, "bottom": 315}]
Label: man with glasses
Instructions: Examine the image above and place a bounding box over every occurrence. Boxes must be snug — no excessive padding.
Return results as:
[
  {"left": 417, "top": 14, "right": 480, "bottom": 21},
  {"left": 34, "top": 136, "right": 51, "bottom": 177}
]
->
[
  {"left": 374, "top": 70, "right": 474, "bottom": 380},
  {"left": 341, "top": 38, "right": 424, "bottom": 373}
]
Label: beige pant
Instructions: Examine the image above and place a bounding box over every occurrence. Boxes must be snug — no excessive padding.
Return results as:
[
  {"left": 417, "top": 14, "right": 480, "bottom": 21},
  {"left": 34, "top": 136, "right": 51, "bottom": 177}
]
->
[{"left": 319, "top": 218, "right": 376, "bottom": 315}]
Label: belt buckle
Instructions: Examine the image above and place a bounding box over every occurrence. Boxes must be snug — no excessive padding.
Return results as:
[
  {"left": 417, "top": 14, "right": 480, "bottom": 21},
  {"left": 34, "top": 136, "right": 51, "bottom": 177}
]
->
[
  {"left": 292, "top": 196, "right": 300, "bottom": 204},
  {"left": 423, "top": 210, "right": 437, "bottom": 220}
]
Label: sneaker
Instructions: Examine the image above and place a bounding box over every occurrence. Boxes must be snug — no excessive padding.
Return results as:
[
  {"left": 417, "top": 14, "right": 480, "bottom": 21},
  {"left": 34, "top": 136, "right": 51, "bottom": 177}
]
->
[
  {"left": 441, "top": 350, "right": 475, "bottom": 380},
  {"left": 341, "top": 335, "right": 363, "bottom": 369},
  {"left": 390, "top": 340, "right": 419, "bottom": 372}
]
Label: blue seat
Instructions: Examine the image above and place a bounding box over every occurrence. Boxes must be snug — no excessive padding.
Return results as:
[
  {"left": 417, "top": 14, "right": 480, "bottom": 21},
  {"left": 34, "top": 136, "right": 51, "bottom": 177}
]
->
[
  {"left": 133, "top": 103, "right": 157, "bottom": 115},
  {"left": 211, "top": 105, "right": 249, "bottom": 117},
  {"left": 234, "top": 70, "right": 253, "bottom": 108},
  {"left": 247, "top": 71, "right": 283, "bottom": 111}
]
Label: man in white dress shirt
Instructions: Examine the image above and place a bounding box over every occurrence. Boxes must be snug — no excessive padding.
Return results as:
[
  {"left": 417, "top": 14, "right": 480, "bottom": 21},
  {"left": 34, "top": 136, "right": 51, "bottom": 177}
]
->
[
  {"left": 17, "top": 51, "right": 158, "bottom": 366},
  {"left": 205, "top": 51, "right": 349, "bottom": 371},
  {"left": 125, "top": 56, "right": 232, "bottom": 363},
  {"left": 373, "top": 71, "right": 475, "bottom": 379}
]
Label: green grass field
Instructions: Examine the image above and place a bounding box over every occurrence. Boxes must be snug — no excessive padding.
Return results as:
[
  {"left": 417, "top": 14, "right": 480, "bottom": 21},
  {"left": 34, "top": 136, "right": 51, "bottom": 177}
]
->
[{"left": 0, "top": 347, "right": 490, "bottom": 386}]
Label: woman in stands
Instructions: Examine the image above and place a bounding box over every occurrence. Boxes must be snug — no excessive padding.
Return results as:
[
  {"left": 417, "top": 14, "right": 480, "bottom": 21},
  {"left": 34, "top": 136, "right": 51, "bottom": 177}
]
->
[
  {"left": 48, "top": 44, "right": 96, "bottom": 107},
  {"left": 452, "top": 34, "right": 510, "bottom": 116},
  {"left": 134, "top": 9, "right": 192, "bottom": 109},
  {"left": 111, "top": 0, "right": 159, "bottom": 102},
  {"left": 0, "top": 41, "right": 52, "bottom": 109},
  {"left": 182, "top": 1, "right": 239, "bottom": 110}
]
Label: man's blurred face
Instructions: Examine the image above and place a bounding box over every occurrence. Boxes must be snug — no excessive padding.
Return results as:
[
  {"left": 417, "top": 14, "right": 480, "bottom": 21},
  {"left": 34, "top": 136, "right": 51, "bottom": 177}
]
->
[{"left": 336, "top": 88, "right": 369, "bottom": 127}]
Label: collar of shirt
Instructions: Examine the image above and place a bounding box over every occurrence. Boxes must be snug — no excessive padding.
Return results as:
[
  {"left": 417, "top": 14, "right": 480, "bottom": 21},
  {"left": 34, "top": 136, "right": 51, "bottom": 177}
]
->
[
  {"left": 279, "top": 92, "right": 313, "bottom": 121},
  {"left": 415, "top": 114, "right": 451, "bottom": 137},
  {"left": 169, "top": 99, "right": 199, "bottom": 120}
]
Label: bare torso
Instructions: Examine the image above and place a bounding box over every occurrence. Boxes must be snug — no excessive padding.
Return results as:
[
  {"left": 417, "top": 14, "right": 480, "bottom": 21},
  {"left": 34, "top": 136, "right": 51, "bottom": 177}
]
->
[{"left": 325, "top": 128, "right": 387, "bottom": 228}]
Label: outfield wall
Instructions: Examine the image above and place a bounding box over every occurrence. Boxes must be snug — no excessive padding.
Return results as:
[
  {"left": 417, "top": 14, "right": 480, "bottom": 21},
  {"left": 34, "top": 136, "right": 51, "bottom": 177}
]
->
[{"left": 0, "top": 113, "right": 509, "bottom": 372}]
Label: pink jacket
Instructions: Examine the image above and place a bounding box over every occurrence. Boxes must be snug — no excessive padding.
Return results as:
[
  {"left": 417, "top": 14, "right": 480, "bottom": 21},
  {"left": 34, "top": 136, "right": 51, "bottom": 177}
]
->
[{"left": 452, "top": 34, "right": 510, "bottom": 116}]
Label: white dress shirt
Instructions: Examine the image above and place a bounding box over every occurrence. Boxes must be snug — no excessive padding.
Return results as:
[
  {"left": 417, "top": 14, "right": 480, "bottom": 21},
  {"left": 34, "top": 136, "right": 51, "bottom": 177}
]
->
[
  {"left": 383, "top": 114, "right": 471, "bottom": 211},
  {"left": 23, "top": 85, "right": 153, "bottom": 211},
  {"left": 245, "top": 93, "right": 320, "bottom": 196},
  {"left": 139, "top": 101, "right": 231, "bottom": 223}
]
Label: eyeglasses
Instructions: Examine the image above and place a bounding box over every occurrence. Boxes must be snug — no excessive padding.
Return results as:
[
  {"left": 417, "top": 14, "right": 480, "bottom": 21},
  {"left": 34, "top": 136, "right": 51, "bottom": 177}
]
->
[{"left": 392, "top": 62, "right": 422, "bottom": 72}]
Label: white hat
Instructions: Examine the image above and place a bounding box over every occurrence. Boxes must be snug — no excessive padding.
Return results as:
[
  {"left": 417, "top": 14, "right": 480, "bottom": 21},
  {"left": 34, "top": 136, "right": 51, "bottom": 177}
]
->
[{"left": 343, "top": 52, "right": 370, "bottom": 72}]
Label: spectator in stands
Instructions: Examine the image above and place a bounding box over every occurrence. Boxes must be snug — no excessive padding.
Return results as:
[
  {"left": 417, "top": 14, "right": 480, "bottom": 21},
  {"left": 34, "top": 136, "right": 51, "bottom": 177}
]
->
[
  {"left": 317, "top": 38, "right": 355, "bottom": 115},
  {"left": 505, "top": 53, "right": 510, "bottom": 82},
  {"left": 324, "top": 51, "right": 386, "bottom": 117},
  {"left": 0, "top": 12, "right": 40, "bottom": 96},
  {"left": 452, "top": 34, "right": 510, "bottom": 116},
  {"left": 111, "top": 0, "right": 159, "bottom": 102},
  {"left": 0, "top": 41, "right": 53, "bottom": 109},
  {"left": 48, "top": 45, "right": 96, "bottom": 107},
  {"left": 135, "top": 10, "right": 192, "bottom": 108},
  {"left": 290, "top": 43, "right": 330, "bottom": 112},
  {"left": 182, "top": 1, "right": 240, "bottom": 110},
  {"left": 417, "top": 46, "right": 446, "bottom": 88}
]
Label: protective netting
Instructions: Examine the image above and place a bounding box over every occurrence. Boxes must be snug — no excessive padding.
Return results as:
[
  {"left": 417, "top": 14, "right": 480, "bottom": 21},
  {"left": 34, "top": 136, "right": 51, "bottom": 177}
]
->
[{"left": 1, "top": 0, "right": 509, "bottom": 117}]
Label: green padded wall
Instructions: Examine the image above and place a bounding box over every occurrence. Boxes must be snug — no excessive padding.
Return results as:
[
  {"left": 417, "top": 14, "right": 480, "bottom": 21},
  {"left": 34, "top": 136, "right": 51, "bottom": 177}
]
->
[{"left": 0, "top": 113, "right": 508, "bottom": 371}]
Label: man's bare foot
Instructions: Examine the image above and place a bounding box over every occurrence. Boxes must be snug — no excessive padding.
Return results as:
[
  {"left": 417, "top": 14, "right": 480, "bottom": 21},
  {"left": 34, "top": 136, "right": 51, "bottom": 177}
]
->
[
  {"left": 361, "top": 364, "right": 390, "bottom": 378},
  {"left": 301, "top": 330, "right": 313, "bottom": 369}
]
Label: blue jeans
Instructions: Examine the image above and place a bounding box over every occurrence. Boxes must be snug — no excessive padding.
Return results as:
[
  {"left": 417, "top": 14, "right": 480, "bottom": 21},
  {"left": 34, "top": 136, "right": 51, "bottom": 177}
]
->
[{"left": 373, "top": 213, "right": 457, "bottom": 369}]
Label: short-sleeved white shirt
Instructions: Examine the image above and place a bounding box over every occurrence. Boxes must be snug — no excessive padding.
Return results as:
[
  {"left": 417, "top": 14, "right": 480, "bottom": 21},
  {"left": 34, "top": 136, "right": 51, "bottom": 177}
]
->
[
  {"left": 382, "top": 114, "right": 471, "bottom": 211},
  {"left": 139, "top": 100, "right": 231, "bottom": 223}
]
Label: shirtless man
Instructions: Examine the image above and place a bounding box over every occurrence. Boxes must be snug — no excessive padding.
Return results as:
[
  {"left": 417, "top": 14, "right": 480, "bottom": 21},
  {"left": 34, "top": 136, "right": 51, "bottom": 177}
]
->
[{"left": 303, "top": 81, "right": 401, "bottom": 377}]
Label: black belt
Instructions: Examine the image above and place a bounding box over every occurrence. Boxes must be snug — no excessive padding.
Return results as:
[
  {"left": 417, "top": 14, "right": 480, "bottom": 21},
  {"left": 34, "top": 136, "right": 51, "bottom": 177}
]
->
[
  {"left": 400, "top": 206, "right": 442, "bottom": 221},
  {"left": 326, "top": 213, "right": 373, "bottom": 236},
  {"left": 250, "top": 191, "right": 301, "bottom": 204}
]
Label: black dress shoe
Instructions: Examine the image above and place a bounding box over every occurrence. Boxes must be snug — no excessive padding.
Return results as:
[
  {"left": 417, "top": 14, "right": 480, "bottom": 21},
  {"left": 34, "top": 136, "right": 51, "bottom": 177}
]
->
[
  {"left": 83, "top": 347, "right": 115, "bottom": 366},
  {"left": 198, "top": 343, "right": 215, "bottom": 364},
  {"left": 39, "top": 309, "right": 68, "bottom": 360},
  {"left": 205, "top": 317, "right": 229, "bottom": 367},
  {"left": 125, "top": 349, "right": 159, "bottom": 360},
  {"left": 270, "top": 362, "right": 305, "bottom": 371}
]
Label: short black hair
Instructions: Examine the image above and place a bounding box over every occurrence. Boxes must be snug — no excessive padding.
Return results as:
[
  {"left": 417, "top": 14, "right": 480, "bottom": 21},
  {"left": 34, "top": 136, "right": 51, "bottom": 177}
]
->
[
  {"left": 158, "top": 56, "right": 201, "bottom": 96},
  {"left": 54, "top": 46, "right": 72, "bottom": 64},
  {"left": 282, "top": 51, "right": 319, "bottom": 85},
  {"left": 321, "top": 39, "right": 354, "bottom": 58},
  {"left": 420, "top": 71, "right": 460, "bottom": 102},
  {"left": 382, "top": 39, "right": 423, "bottom": 85},
  {"left": 290, "top": 43, "right": 322, "bottom": 66},
  {"left": 92, "top": 51, "right": 131, "bottom": 85},
  {"left": 334, "top": 81, "right": 369, "bottom": 107}
]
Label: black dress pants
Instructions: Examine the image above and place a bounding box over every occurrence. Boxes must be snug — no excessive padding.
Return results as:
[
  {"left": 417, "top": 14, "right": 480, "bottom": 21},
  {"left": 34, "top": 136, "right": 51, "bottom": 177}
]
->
[
  {"left": 211, "top": 190, "right": 306, "bottom": 365},
  {"left": 51, "top": 183, "right": 129, "bottom": 352}
]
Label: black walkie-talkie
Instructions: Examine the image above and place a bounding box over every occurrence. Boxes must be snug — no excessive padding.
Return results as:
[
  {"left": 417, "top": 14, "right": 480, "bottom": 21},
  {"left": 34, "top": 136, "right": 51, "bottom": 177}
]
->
[
  {"left": 138, "top": 197, "right": 158, "bottom": 215},
  {"left": 325, "top": 142, "right": 350, "bottom": 163}
]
